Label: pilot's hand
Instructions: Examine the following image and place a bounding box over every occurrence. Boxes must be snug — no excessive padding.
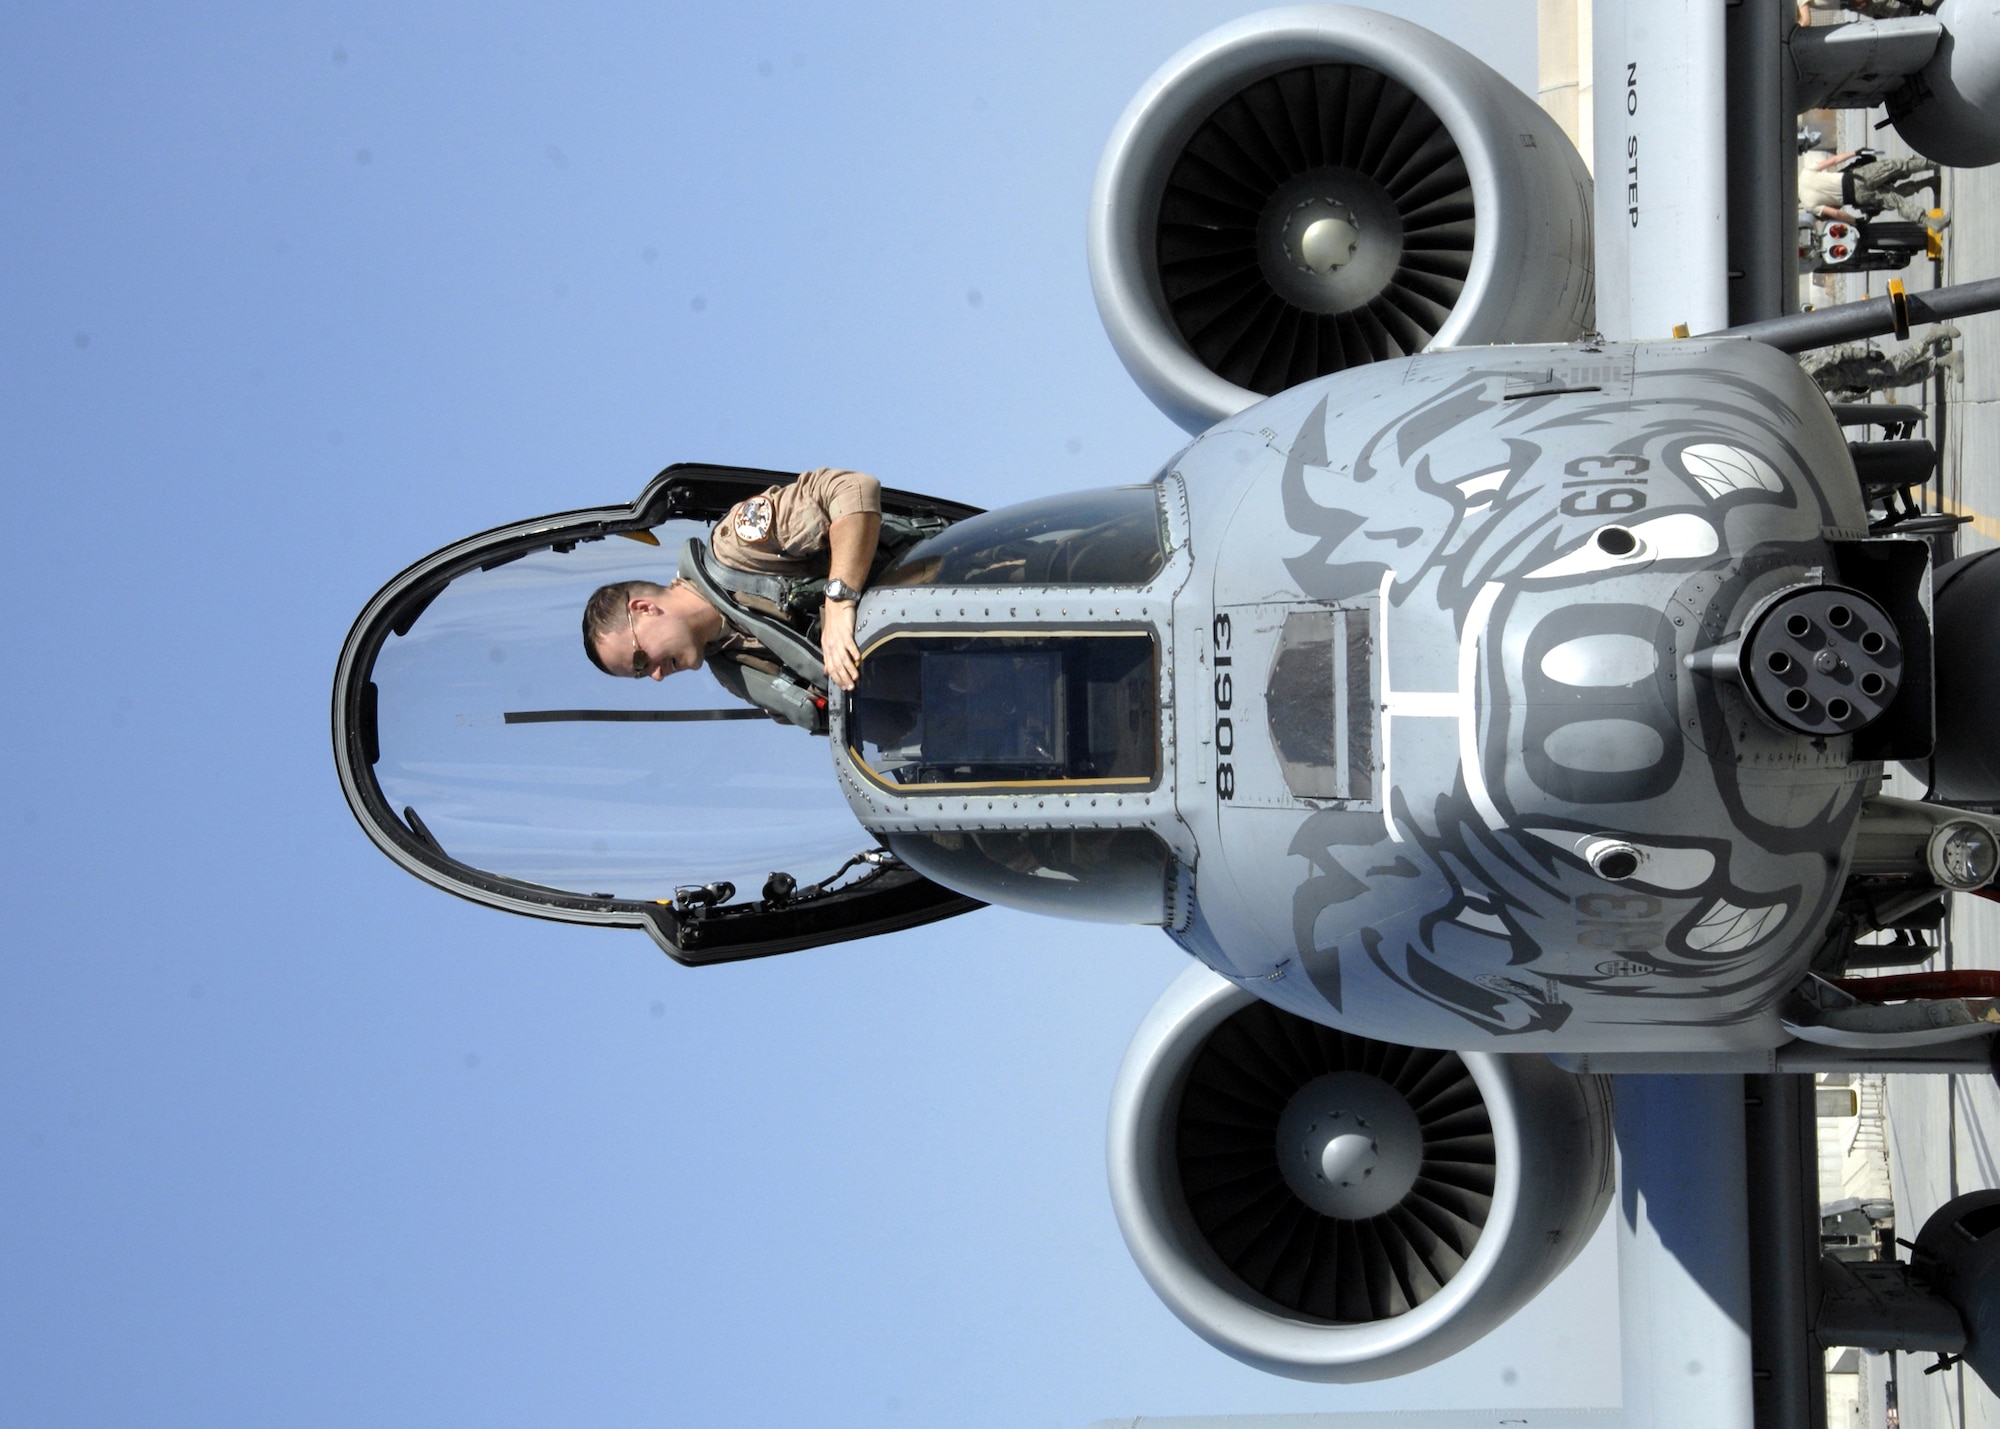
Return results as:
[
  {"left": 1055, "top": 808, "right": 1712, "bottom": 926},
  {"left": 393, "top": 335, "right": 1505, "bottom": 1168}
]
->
[{"left": 822, "top": 598, "right": 860, "bottom": 691}]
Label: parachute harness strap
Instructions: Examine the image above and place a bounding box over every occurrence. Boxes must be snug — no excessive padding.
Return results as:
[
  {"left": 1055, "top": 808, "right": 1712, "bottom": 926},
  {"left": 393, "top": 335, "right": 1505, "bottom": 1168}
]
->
[{"left": 678, "top": 538, "right": 827, "bottom": 692}]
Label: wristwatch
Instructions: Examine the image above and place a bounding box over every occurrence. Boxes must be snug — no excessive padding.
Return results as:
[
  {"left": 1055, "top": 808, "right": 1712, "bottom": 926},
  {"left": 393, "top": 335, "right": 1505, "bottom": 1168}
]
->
[{"left": 823, "top": 578, "right": 862, "bottom": 603}]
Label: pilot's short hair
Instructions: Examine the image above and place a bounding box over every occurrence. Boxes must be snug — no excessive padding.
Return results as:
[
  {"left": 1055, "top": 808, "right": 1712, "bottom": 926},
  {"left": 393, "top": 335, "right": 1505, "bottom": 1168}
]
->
[{"left": 581, "top": 580, "right": 667, "bottom": 675}]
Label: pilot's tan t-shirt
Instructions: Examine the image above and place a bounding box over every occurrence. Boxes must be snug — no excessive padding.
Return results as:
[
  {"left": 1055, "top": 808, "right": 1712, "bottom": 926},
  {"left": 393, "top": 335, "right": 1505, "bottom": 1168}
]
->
[{"left": 708, "top": 467, "right": 881, "bottom": 576}]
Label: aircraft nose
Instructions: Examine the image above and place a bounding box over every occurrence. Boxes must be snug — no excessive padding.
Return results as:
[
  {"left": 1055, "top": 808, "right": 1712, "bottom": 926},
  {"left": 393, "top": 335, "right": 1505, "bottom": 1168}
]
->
[{"left": 1517, "top": 609, "right": 1683, "bottom": 810}]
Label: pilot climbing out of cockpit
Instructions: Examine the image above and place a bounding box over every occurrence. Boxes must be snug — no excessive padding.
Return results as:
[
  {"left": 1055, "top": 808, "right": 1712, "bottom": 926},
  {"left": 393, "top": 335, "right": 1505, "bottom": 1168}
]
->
[{"left": 581, "top": 467, "right": 883, "bottom": 695}]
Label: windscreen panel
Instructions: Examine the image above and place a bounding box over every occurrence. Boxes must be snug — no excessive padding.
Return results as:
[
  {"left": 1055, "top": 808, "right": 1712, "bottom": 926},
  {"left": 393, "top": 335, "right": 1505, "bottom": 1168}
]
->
[
  {"left": 369, "top": 522, "right": 867, "bottom": 902},
  {"left": 874, "top": 485, "right": 1166, "bottom": 588},
  {"left": 849, "top": 631, "right": 1158, "bottom": 791}
]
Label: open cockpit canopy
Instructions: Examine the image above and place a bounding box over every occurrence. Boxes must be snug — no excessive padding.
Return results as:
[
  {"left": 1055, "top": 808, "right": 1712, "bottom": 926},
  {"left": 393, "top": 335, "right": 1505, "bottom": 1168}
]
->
[{"left": 332, "top": 464, "right": 984, "bottom": 964}]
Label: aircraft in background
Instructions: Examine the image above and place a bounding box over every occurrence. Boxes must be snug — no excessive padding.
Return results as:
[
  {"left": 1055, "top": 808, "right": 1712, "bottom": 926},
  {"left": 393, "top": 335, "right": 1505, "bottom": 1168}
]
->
[{"left": 334, "top": 3, "right": 2000, "bottom": 1418}]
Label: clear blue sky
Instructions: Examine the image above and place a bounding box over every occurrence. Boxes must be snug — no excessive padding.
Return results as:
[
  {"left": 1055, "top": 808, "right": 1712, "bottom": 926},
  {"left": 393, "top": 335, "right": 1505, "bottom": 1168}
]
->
[{"left": 0, "top": 3, "right": 1620, "bottom": 1425}]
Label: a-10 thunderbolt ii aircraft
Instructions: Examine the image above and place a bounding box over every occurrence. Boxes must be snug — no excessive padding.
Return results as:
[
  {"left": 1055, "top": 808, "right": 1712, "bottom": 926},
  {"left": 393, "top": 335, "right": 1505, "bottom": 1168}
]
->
[{"left": 335, "top": 2, "right": 2000, "bottom": 1398}]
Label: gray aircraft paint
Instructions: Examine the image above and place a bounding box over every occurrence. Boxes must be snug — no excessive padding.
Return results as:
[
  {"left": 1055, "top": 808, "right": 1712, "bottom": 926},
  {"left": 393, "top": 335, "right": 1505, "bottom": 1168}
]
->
[{"left": 840, "top": 336, "right": 1880, "bottom": 1053}]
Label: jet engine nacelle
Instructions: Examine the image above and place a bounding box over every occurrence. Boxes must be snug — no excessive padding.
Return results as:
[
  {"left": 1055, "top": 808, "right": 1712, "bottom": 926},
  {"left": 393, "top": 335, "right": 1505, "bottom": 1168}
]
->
[
  {"left": 1107, "top": 966, "right": 1613, "bottom": 1381},
  {"left": 1088, "top": 5, "right": 1596, "bottom": 435},
  {"left": 1914, "top": 1189, "right": 2000, "bottom": 1397},
  {"left": 1892, "top": 0, "right": 2000, "bottom": 168}
]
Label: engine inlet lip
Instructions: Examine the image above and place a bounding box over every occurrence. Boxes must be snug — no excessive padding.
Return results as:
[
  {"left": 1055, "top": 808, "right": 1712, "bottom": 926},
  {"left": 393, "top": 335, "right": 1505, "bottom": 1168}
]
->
[{"left": 1105, "top": 964, "right": 1537, "bottom": 1380}]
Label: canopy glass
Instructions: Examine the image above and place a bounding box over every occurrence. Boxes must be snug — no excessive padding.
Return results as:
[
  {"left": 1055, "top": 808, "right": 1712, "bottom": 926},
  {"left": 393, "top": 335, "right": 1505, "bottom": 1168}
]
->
[
  {"left": 370, "top": 522, "right": 864, "bottom": 903},
  {"left": 874, "top": 485, "right": 1166, "bottom": 588},
  {"left": 847, "top": 631, "right": 1159, "bottom": 791}
]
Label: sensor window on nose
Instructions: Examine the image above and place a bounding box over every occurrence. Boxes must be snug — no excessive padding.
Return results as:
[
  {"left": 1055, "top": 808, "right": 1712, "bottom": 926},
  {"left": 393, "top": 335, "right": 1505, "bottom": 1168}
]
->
[{"left": 1267, "top": 606, "right": 1376, "bottom": 803}]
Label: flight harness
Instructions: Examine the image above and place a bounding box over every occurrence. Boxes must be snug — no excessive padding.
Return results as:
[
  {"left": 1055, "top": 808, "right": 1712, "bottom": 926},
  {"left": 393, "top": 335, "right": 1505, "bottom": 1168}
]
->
[{"left": 676, "top": 512, "right": 951, "bottom": 734}]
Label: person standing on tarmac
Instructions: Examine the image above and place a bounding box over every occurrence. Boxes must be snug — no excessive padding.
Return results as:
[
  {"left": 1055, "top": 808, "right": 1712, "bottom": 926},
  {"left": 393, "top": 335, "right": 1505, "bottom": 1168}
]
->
[{"left": 1798, "top": 148, "right": 1947, "bottom": 228}]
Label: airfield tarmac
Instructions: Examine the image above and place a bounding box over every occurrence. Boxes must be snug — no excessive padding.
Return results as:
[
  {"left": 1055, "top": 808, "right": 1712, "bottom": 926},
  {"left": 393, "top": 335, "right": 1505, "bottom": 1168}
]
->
[{"left": 1822, "top": 96, "right": 2000, "bottom": 1429}]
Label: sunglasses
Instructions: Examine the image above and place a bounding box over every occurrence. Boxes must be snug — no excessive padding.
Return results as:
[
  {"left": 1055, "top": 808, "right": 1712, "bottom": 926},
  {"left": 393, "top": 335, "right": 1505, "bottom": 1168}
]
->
[{"left": 627, "top": 609, "right": 651, "bottom": 678}]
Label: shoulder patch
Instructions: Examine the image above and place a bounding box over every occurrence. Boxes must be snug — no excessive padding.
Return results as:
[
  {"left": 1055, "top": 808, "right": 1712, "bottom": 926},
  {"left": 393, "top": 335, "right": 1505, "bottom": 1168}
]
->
[{"left": 733, "top": 495, "right": 775, "bottom": 544}]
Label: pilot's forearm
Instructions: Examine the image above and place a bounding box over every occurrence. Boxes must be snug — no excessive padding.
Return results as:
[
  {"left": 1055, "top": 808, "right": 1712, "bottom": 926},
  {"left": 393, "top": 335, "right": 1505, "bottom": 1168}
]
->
[{"left": 826, "top": 510, "right": 881, "bottom": 590}]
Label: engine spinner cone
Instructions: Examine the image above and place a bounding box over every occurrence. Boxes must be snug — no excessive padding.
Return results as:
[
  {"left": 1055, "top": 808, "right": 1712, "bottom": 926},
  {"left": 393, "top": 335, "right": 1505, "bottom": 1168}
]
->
[{"left": 1275, "top": 1070, "right": 1425, "bottom": 1219}]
